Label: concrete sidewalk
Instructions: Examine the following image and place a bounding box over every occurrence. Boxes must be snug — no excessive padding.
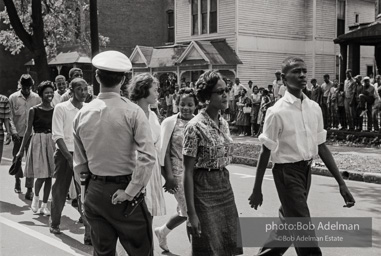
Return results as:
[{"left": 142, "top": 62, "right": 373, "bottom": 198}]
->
[{"left": 231, "top": 135, "right": 381, "bottom": 185}]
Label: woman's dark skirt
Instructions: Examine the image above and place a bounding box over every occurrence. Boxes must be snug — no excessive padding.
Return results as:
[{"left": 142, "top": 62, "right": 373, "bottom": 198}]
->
[{"left": 191, "top": 168, "right": 243, "bottom": 256}]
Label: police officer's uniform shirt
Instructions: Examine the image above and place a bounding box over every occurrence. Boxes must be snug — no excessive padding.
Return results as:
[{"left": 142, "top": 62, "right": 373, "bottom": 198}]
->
[{"left": 73, "top": 92, "right": 156, "bottom": 198}]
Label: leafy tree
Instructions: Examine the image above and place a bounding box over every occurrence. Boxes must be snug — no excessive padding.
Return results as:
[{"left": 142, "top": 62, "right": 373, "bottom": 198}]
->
[{"left": 0, "top": 0, "right": 109, "bottom": 82}]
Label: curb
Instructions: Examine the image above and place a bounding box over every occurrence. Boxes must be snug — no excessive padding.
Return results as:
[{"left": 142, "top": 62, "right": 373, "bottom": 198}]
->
[{"left": 232, "top": 156, "right": 381, "bottom": 185}]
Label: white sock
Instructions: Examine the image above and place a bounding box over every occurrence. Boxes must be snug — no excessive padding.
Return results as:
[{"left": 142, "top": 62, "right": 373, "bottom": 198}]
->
[{"left": 160, "top": 225, "right": 171, "bottom": 236}]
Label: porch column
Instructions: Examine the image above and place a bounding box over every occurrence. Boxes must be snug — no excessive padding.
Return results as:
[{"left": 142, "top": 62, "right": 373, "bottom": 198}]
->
[
  {"left": 376, "top": 44, "right": 381, "bottom": 75},
  {"left": 340, "top": 44, "right": 347, "bottom": 83},
  {"left": 348, "top": 43, "right": 360, "bottom": 76}
]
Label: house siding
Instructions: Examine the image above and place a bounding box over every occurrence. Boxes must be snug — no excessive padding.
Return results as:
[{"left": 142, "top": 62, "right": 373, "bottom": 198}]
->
[{"left": 175, "top": 0, "right": 236, "bottom": 49}]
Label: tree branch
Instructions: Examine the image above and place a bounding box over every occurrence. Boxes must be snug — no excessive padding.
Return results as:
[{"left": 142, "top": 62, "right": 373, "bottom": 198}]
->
[{"left": 3, "top": 0, "right": 33, "bottom": 51}]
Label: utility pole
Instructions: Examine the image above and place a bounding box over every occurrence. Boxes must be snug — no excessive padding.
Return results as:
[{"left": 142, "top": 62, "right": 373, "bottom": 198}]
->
[{"left": 90, "top": 0, "right": 100, "bottom": 95}]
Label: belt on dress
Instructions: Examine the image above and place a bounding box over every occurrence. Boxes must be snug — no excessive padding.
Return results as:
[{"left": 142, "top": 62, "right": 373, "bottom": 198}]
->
[
  {"left": 91, "top": 174, "right": 132, "bottom": 184},
  {"left": 195, "top": 167, "right": 225, "bottom": 172},
  {"left": 34, "top": 129, "right": 52, "bottom": 134}
]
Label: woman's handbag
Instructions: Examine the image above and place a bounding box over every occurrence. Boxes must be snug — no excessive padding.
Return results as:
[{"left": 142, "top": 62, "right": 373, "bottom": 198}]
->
[
  {"left": 243, "top": 106, "right": 252, "bottom": 114},
  {"left": 9, "top": 158, "right": 22, "bottom": 177}
]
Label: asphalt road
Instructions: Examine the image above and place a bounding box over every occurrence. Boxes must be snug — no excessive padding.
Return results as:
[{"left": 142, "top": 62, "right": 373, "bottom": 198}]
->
[{"left": 1, "top": 143, "right": 380, "bottom": 256}]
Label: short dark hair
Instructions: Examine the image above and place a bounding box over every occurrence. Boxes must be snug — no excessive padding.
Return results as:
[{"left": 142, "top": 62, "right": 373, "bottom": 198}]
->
[
  {"left": 55, "top": 75, "right": 66, "bottom": 82},
  {"left": 311, "top": 78, "right": 317, "bottom": 83},
  {"left": 96, "top": 69, "right": 125, "bottom": 88},
  {"left": 195, "top": 70, "right": 223, "bottom": 103},
  {"left": 175, "top": 88, "right": 198, "bottom": 106},
  {"left": 69, "top": 78, "right": 87, "bottom": 91},
  {"left": 69, "top": 68, "right": 83, "bottom": 79},
  {"left": 128, "top": 73, "right": 158, "bottom": 101},
  {"left": 324, "top": 74, "right": 330, "bottom": 79},
  {"left": 19, "top": 74, "right": 34, "bottom": 87},
  {"left": 37, "top": 81, "right": 55, "bottom": 97},
  {"left": 281, "top": 56, "right": 305, "bottom": 74}
]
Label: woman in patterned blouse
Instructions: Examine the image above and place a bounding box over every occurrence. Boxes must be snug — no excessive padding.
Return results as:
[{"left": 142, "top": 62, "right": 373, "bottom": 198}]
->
[{"left": 183, "top": 71, "right": 243, "bottom": 256}]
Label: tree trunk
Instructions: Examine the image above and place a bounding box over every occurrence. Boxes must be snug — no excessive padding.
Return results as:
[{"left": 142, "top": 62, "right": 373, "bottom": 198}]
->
[
  {"left": 4, "top": 0, "right": 50, "bottom": 83},
  {"left": 33, "top": 49, "right": 50, "bottom": 84}
]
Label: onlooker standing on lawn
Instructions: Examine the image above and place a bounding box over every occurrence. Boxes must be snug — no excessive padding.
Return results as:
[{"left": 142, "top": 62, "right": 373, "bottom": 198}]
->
[
  {"left": 328, "top": 80, "right": 339, "bottom": 129},
  {"left": 359, "top": 76, "right": 375, "bottom": 132},
  {"left": 337, "top": 83, "right": 347, "bottom": 130},
  {"left": 257, "top": 89, "right": 272, "bottom": 136},
  {"left": 344, "top": 69, "right": 356, "bottom": 130},
  {"left": 9, "top": 74, "right": 41, "bottom": 198},
  {"left": 227, "top": 80, "right": 235, "bottom": 122},
  {"left": 272, "top": 70, "right": 284, "bottom": 100},
  {"left": 310, "top": 78, "right": 322, "bottom": 105},
  {"left": 250, "top": 86, "right": 261, "bottom": 136},
  {"left": 353, "top": 75, "right": 364, "bottom": 131},
  {"left": 236, "top": 89, "right": 251, "bottom": 136},
  {"left": 321, "top": 74, "right": 333, "bottom": 129},
  {"left": 372, "top": 75, "right": 381, "bottom": 132}
]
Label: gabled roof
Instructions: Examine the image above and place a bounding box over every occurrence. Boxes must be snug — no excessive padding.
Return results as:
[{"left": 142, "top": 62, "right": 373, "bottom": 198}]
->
[
  {"left": 129, "top": 40, "right": 242, "bottom": 69},
  {"left": 334, "top": 17, "right": 381, "bottom": 45},
  {"left": 149, "top": 45, "right": 188, "bottom": 68},
  {"left": 130, "top": 46, "right": 154, "bottom": 67},
  {"left": 177, "top": 39, "right": 242, "bottom": 65}
]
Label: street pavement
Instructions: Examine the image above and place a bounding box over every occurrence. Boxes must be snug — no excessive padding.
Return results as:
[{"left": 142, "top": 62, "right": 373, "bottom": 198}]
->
[{"left": 1, "top": 143, "right": 381, "bottom": 256}]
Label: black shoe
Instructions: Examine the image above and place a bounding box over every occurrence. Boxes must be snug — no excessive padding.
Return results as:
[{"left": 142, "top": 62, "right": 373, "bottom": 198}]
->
[
  {"left": 50, "top": 226, "right": 61, "bottom": 234},
  {"left": 25, "top": 191, "right": 34, "bottom": 201},
  {"left": 71, "top": 199, "right": 78, "bottom": 208},
  {"left": 78, "top": 216, "right": 83, "bottom": 224},
  {"left": 84, "top": 237, "right": 92, "bottom": 245}
]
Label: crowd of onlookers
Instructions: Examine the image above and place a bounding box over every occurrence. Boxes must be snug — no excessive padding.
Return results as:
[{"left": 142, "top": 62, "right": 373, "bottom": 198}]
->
[{"left": 154, "top": 70, "right": 381, "bottom": 136}]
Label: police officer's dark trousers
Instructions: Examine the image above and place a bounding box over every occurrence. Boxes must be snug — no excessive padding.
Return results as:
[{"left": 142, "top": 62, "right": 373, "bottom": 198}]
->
[
  {"left": 84, "top": 176, "right": 153, "bottom": 256},
  {"left": 257, "top": 160, "right": 322, "bottom": 256}
]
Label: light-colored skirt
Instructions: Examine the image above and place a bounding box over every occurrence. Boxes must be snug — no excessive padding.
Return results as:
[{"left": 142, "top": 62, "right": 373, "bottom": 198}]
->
[
  {"left": 145, "top": 156, "right": 166, "bottom": 216},
  {"left": 24, "top": 133, "right": 54, "bottom": 178}
]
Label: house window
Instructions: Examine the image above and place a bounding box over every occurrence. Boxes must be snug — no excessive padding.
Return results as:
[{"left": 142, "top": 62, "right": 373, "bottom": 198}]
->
[
  {"left": 192, "top": 0, "right": 199, "bottom": 35},
  {"left": 192, "top": 0, "right": 218, "bottom": 35},
  {"left": 167, "top": 10, "right": 174, "bottom": 43},
  {"left": 367, "top": 65, "right": 373, "bottom": 76},
  {"left": 209, "top": 0, "right": 217, "bottom": 33},
  {"left": 337, "top": 0, "right": 346, "bottom": 36},
  {"left": 201, "top": 0, "right": 208, "bottom": 34}
]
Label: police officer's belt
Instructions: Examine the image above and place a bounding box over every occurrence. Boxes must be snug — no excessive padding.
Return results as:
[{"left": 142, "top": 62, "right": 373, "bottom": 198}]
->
[{"left": 91, "top": 174, "right": 131, "bottom": 184}]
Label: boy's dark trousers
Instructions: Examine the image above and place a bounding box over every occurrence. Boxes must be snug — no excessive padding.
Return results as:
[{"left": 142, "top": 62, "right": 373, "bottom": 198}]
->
[
  {"left": 257, "top": 161, "right": 322, "bottom": 256},
  {"left": 50, "top": 149, "right": 91, "bottom": 239}
]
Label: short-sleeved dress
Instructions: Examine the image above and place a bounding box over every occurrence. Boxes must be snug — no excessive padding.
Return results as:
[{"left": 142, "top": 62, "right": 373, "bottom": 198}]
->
[
  {"left": 169, "top": 117, "right": 189, "bottom": 217},
  {"left": 145, "top": 110, "right": 166, "bottom": 216},
  {"left": 183, "top": 109, "right": 243, "bottom": 256},
  {"left": 24, "top": 106, "right": 55, "bottom": 178}
]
